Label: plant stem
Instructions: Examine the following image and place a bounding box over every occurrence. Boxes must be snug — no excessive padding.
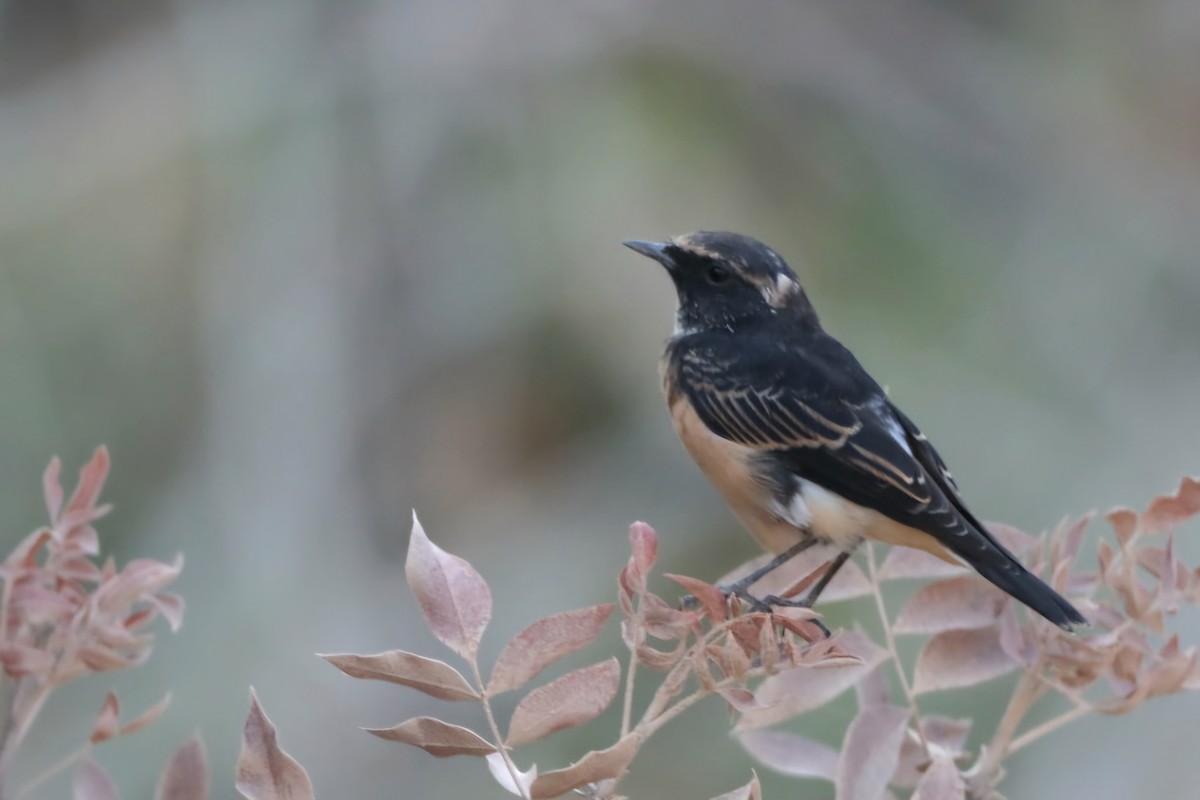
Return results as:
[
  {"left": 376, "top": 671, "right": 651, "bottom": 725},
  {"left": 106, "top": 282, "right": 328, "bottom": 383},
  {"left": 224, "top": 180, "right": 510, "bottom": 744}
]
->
[
  {"left": 1007, "top": 703, "right": 1089, "bottom": 755},
  {"left": 968, "top": 666, "right": 1045, "bottom": 796},
  {"left": 0, "top": 683, "right": 52, "bottom": 786},
  {"left": 13, "top": 743, "right": 89, "bottom": 798},
  {"left": 636, "top": 668, "right": 761, "bottom": 740},
  {"left": 865, "top": 543, "right": 929, "bottom": 752},
  {"left": 471, "top": 661, "right": 527, "bottom": 799},
  {"left": 620, "top": 601, "right": 641, "bottom": 738}
]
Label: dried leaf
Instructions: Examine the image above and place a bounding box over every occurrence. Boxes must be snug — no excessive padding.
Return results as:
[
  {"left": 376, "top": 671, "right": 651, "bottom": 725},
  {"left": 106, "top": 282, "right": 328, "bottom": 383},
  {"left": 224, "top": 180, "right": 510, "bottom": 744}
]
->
[
  {"left": 506, "top": 658, "right": 621, "bottom": 746},
  {"left": 488, "top": 604, "right": 614, "bottom": 695},
  {"left": 709, "top": 772, "right": 762, "bottom": 800},
  {"left": 486, "top": 753, "right": 538, "bottom": 797},
  {"left": 855, "top": 665, "right": 891, "bottom": 710},
  {"left": 74, "top": 758, "right": 120, "bottom": 800},
  {"left": 892, "top": 716, "right": 971, "bottom": 788},
  {"left": 1149, "top": 638, "right": 1197, "bottom": 697},
  {"left": 635, "top": 640, "right": 686, "bottom": 671},
  {"left": 877, "top": 547, "right": 966, "bottom": 582},
  {"left": 1059, "top": 515, "right": 1092, "bottom": 565},
  {"left": 739, "top": 730, "right": 838, "bottom": 780},
  {"left": 1142, "top": 476, "right": 1200, "bottom": 533},
  {"left": 148, "top": 593, "right": 186, "bottom": 633},
  {"left": 3, "top": 528, "right": 52, "bottom": 570},
  {"left": 718, "top": 687, "right": 762, "bottom": 713},
  {"left": 736, "top": 632, "right": 887, "bottom": 731},
  {"left": 641, "top": 597, "right": 700, "bottom": 641},
  {"left": 893, "top": 577, "right": 1007, "bottom": 635},
  {"left": 529, "top": 736, "right": 638, "bottom": 799},
  {"left": 835, "top": 705, "right": 908, "bottom": 800},
  {"left": 63, "top": 447, "right": 111, "bottom": 525},
  {"left": 235, "top": 689, "right": 314, "bottom": 800},
  {"left": 44, "top": 455, "right": 64, "bottom": 523},
  {"left": 911, "top": 752, "right": 965, "bottom": 800},
  {"left": 79, "top": 644, "right": 138, "bottom": 672},
  {"left": 1106, "top": 507, "right": 1138, "bottom": 546},
  {"left": 120, "top": 692, "right": 172, "bottom": 737},
  {"left": 620, "top": 522, "right": 658, "bottom": 598},
  {"left": 366, "top": 716, "right": 495, "bottom": 757},
  {"left": 0, "top": 644, "right": 54, "bottom": 677},
  {"left": 91, "top": 692, "right": 121, "bottom": 744},
  {"left": 666, "top": 574, "right": 728, "bottom": 622},
  {"left": 405, "top": 513, "right": 492, "bottom": 660},
  {"left": 157, "top": 736, "right": 209, "bottom": 800},
  {"left": 913, "top": 627, "right": 1017, "bottom": 694},
  {"left": 322, "top": 650, "right": 478, "bottom": 701}
]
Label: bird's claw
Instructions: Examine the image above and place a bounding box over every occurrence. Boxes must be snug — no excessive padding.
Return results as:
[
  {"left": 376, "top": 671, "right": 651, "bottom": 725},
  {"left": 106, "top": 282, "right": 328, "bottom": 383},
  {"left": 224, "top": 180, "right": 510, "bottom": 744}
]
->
[{"left": 679, "top": 587, "right": 832, "bottom": 638}]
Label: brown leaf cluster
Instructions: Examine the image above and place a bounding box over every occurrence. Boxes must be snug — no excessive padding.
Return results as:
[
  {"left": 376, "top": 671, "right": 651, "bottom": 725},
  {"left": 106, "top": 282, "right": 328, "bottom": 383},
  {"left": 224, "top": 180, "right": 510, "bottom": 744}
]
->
[
  {"left": 326, "top": 517, "right": 862, "bottom": 799},
  {"left": 0, "top": 449, "right": 191, "bottom": 796},
  {"left": 325, "top": 514, "right": 629, "bottom": 798},
  {"left": 317, "top": 476, "right": 1199, "bottom": 799},
  {"left": 0, "top": 449, "right": 183, "bottom": 685},
  {"left": 73, "top": 689, "right": 316, "bottom": 800},
  {"left": 734, "top": 477, "right": 1200, "bottom": 800}
]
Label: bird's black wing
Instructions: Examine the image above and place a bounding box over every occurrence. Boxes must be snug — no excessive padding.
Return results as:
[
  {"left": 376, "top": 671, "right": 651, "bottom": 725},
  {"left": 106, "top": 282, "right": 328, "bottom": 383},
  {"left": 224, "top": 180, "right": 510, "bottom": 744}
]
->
[
  {"left": 673, "top": 331, "right": 1088, "bottom": 628},
  {"left": 670, "top": 332, "right": 980, "bottom": 546}
]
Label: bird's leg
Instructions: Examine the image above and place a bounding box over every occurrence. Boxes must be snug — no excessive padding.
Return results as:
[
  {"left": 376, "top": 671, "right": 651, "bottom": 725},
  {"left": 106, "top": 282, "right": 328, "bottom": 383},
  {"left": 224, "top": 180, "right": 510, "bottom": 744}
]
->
[
  {"left": 796, "top": 548, "right": 853, "bottom": 608},
  {"left": 755, "top": 547, "right": 856, "bottom": 640},
  {"left": 760, "top": 545, "right": 855, "bottom": 607},
  {"left": 720, "top": 538, "right": 818, "bottom": 596},
  {"left": 679, "top": 538, "right": 816, "bottom": 613}
]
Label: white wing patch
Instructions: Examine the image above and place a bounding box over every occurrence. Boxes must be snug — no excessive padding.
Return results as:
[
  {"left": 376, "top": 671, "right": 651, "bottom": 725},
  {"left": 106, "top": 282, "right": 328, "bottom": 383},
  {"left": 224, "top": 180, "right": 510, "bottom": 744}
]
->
[
  {"left": 773, "top": 477, "right": 969, "bottom": 567},
  {"left": 870, "top": 398, "right": 913, "bottom": 457},
  {"left": 772, "top": 479, "right": 869, "bottom": 550}
]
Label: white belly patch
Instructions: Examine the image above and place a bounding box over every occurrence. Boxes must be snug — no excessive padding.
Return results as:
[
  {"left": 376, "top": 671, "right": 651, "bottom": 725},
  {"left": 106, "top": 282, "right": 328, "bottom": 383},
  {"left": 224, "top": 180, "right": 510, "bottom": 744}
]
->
[{"left": 773, "top": 479, "right": 874, "bottom": 550}]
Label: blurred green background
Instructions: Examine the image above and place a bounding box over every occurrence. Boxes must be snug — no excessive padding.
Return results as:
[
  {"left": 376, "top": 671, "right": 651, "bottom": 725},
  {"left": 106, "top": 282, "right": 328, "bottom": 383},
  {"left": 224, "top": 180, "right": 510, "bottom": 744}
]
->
[{"left": 3, "top": 0, "right": 1199, "bottom": 797}]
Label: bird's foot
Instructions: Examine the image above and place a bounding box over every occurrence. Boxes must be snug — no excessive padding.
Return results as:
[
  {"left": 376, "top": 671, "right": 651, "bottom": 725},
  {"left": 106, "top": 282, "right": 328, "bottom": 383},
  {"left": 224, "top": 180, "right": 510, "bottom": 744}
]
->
[{"left": 679, "top": 586, "right": 831, "bottom": 638}]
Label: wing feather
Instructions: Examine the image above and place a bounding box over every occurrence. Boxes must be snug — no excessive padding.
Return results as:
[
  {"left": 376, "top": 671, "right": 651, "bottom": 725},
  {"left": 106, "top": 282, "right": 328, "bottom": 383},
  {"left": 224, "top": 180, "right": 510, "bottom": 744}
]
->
[{"left": 672, "top": 335, "right": 959, "bottom": 534}]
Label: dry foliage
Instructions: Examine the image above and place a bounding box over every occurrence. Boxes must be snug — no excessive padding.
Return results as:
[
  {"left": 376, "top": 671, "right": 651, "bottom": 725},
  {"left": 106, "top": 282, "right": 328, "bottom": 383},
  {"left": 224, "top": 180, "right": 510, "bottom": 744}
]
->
[
  {"left": 0, "top": 450, "right": 316, "bottom": 800},
  {"left": 4, "top": 449, "right": 1196, "bottom": 799},
  {"left": 0, "top": 449, "right": 189, "bottom": 799},
  {"left": 325, "top": 478, "right": 1200, "bottom": 799},
  {"left": 322, "top": 515, "right": 852, "bottom": 799}
]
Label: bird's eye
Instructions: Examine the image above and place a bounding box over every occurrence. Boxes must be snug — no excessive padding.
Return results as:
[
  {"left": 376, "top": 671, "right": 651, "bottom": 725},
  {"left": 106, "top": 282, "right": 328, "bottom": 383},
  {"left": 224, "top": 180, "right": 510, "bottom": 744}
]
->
[{"left": 706, "top": 265, "right": 731, "bottom": 285}]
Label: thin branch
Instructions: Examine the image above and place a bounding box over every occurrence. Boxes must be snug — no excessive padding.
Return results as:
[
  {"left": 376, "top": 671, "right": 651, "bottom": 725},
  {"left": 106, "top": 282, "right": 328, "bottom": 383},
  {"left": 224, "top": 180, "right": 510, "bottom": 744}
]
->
[
  {"left": 472, "top": 661, "right": 528, "bottom": 800},
  {"left": 968, "top": 666, "right": 1045, "bottom": 796},
  {"left": 0, "top": 684, "right": 52, "bottom": 780},
  {"left": 13, "top": 742, "right": 90, "bottom": 798},
  {"left": 636, "top": 612, "right": 800, "bottom": 738},
  {"left": 636, "top": 666, "right": 767, "bottom": 740},
  {"left": 619, "top": 600, "right": 642, "bottom": 738},
  {"left": 865, "top": 543, "right": 929, "bottom": 752},
  {"left": 1007, "top": 703, "right": 1090, "bottom": 755}
]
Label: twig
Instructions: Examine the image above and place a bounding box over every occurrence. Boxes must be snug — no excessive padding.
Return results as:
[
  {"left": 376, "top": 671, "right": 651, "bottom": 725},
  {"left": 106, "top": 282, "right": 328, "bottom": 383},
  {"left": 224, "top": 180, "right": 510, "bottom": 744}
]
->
[
  {"left": 619, "top": 600, "right": 642, "bottom": 738},
  {"left": 865, "top": 543, "right": 929, "bottom": 752},
  {"left": 635, "top": 612, "right": 793, "bottom": 737},
  {"left": 1007, "top": 702, "right": 1090, "bottom": 755},
  {"left": 13, "top": 742, "right": 90, "bottom": 798},
  {"left": 968, "top": 666, "right": 1045, "bottom": 795},
  {"left": 471, "top": 661, "right": 528, "bottom": 800},
  {"left": 0, "top": 684, "right": 52, "bottom": 779}
]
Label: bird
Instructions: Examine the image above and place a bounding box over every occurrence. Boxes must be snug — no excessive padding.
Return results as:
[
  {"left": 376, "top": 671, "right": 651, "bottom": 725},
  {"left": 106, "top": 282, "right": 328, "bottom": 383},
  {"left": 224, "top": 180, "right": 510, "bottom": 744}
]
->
[{"left": 624, "top": 231, "right": 1086, "bottom": 629}]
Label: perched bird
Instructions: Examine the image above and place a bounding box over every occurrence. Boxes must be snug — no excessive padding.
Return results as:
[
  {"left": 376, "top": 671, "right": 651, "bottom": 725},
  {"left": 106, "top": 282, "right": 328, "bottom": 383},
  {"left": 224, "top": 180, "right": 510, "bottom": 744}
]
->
[{"left": 625, "top": 231, "right": 1086, "bottom": 628}]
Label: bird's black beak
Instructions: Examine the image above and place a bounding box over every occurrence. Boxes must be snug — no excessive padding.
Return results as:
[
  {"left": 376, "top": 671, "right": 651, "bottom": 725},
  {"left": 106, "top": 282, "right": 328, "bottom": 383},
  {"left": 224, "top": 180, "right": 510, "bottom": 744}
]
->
[{"left": 623, "top": 239, "right": 675, "bottom": 270}]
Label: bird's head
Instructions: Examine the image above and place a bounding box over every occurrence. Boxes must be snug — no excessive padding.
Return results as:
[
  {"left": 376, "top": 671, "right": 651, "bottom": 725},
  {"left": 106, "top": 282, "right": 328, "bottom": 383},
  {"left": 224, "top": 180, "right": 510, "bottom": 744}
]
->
[{"left": 624, "top": 231, "right": 818, "bottom": 336}]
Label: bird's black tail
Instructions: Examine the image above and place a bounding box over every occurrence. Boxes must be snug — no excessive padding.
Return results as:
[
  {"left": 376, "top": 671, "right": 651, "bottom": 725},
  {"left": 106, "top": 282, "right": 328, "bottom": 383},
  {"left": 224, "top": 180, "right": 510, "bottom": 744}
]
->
[{"left": 972, "top": 558, "right": 1087, "bottom": 629}]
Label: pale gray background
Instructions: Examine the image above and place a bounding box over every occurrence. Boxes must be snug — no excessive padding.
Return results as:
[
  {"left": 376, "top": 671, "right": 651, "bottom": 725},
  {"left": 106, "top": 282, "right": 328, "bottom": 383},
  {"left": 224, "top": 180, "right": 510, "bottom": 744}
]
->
[{"left": 2, "top": 0, "right": 1198, "bottom": 797}]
